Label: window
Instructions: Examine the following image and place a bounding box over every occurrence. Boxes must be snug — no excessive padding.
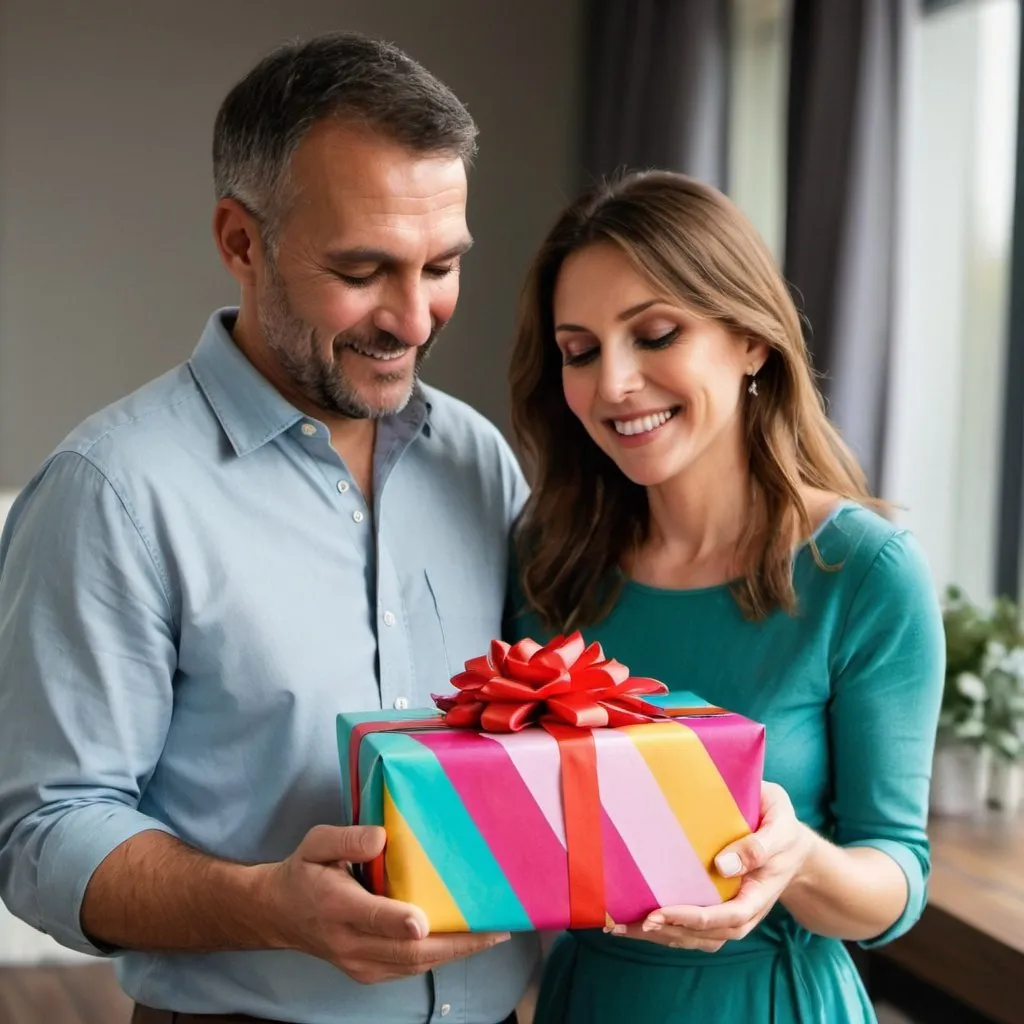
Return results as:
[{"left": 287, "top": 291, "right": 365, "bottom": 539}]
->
[
  {"left": 728, "top": 0, "right": 790, "bottom": 260},
  {"left": 884, "top": 0, "right": 1020, "bottom": 601}
]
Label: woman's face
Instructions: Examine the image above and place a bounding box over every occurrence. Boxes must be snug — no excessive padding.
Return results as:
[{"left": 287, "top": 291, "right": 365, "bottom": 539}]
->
[{"left": 553, "top": 243, "right": 764, "bottom": 488}]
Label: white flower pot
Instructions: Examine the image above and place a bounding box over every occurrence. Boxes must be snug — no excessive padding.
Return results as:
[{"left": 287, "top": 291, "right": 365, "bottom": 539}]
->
[
  {"left": 931, "top": 741, "right": 990, "bottom": 816},
  {"left": 988, "top": 758, "right": 1024, "bottom": 814}
]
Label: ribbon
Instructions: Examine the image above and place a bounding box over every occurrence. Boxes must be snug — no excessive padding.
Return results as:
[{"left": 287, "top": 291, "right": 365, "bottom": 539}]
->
[{"left": 431, "top": 631, "right": 670, "bottom": 733}]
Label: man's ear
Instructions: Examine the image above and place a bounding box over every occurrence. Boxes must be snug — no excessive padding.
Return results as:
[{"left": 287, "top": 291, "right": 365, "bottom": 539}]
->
[{"left": 212, "top": 198, "right": 267, "bottom": 287}]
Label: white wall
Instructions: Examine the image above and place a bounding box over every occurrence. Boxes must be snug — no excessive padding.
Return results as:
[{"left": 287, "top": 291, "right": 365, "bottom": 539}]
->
[
  {"left": 0, "top": 0, "right": 582, "bottom": 488},
  {"left": 0, "top": 0, "right": 581, "bottom": 960}
]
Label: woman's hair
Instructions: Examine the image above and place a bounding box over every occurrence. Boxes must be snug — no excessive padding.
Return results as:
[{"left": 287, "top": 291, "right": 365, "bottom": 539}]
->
[{"left": 510, "top": 170, "right": 877, "bottom": 632}]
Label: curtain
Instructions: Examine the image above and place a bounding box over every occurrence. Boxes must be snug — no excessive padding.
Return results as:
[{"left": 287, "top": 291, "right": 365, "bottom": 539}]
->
[
  {"left": 581, "top": 0, "right": 730, "bottom": 189},
  {"left": 996, "top": 1, "right": 1024, "bottom": 599},
  {"left": 784, "top": 0, "right": 911, "bottom": 488}
]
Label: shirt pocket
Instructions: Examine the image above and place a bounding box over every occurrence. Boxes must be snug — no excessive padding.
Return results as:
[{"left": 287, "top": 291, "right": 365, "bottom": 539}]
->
[{"left": 422, "top": 569, "right": 502, "bottom": 680}]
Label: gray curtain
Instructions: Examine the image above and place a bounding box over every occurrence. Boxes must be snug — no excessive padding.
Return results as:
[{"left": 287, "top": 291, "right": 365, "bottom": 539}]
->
[
  {"left": 784, "top": 0, "right": 911, "bottom": 488},
  {"left": 996, "top": 0, "right": 1024, "bottom": 600},
  {"left": 581, "top": 0, "right": 729, "bottom": 189}
]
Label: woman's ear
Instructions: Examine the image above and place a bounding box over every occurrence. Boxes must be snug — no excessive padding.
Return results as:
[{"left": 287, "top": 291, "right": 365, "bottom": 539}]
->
[{"left": 743, "top": 335, "right": 770, "bottom": 374}]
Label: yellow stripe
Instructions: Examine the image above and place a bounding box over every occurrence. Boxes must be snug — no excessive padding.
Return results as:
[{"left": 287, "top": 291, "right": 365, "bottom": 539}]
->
[
  {"left": 621, "top": 721, "right": 752, "bottom": 900},
  {"left": 383, "top": 785, "right": 468, "bottom": 932}
]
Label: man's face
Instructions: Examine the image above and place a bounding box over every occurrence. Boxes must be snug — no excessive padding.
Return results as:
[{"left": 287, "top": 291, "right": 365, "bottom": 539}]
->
[{"left": 255, "top": 122, "right": 471, "bottom": 419}]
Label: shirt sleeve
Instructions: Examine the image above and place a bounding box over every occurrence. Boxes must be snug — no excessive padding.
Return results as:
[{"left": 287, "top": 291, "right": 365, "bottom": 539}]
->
[
  {"left": 828, "top": 529, "right": 945, "bottom": 947},
  {"left": 0, "top": 451, "right": 179, "bottom": 955}
]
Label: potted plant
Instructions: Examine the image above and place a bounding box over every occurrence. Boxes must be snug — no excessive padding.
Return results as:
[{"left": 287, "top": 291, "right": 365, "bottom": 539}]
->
[
  {"left": 933, "top": 586, "right": 1024, "bottom": 816},
  {"left": 981, "top": 635, "right": 1024, "bottom": 812}
]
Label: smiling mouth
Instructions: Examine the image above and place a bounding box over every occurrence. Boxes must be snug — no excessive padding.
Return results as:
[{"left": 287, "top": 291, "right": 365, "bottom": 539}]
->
[
  {"left": 610, "top": 407, "right": 680, "bottom": 437},
  {"left": 347, "top": 343, "right": 410, "bottom": 362}
]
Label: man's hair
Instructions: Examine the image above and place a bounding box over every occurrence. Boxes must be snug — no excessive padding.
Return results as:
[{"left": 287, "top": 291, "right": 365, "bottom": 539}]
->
[{"left": 213, "top": 31, "right": 478, "bottom": 240}]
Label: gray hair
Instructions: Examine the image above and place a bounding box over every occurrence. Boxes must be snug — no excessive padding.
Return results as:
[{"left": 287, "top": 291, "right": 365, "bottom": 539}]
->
[{"left": 213, "top": 32, "right": 478, "bottom": 242}]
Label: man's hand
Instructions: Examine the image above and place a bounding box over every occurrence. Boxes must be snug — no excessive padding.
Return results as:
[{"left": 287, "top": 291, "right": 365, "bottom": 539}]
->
[{"left": 264, "top": 824, "right": 510, "bottom": 984}]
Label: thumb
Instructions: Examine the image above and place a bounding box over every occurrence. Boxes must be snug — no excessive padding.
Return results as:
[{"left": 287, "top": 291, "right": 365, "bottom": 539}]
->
[
  {"left": 714, "top": 831, "right": 768, "bottom": 879},
  {"left": 299, "top": 824, "right": 386, "bottom": 865}
]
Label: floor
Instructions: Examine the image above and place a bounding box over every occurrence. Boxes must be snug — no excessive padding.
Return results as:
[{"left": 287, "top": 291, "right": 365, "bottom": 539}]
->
[
  {"left": 0, "top": 963, "right": 132, "bottom": 1024},
  {"left": 876, "top": 1006, "right": 916, "bottom": 1024}
]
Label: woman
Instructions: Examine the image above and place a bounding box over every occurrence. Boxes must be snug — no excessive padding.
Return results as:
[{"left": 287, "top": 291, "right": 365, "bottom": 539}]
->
[{"left": 508, "top": 171, "right": 944, "bottom": 1023}]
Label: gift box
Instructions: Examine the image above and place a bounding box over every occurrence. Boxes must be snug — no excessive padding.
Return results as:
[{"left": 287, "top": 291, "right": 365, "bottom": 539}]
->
[{"left": 337, "top": 633, "right": 765, "bottom": 933}]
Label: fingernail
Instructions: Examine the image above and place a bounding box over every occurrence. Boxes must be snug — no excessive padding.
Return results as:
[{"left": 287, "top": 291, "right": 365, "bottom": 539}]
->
[
  {"left": 716, "top": 852, "right": 742, "bottom": 877},
  {"left": 647, "top": 912, "right": 665, "bottom": 927},
  {"left": 405, "top": 916, "right": 425, "bottom": 940},
  {"left": 495, "top": 932, "right": 511, "bottom": 943},
  {"left": 611, "top": 924, "right": 627, "bottom": 936},
  {"left": 641, "top": 921, "right": 661, "bottom": 932}
]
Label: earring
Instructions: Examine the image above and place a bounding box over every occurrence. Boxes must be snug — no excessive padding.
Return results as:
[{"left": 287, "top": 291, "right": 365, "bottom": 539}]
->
[{"left": 747, "top": 370, "right": 758, "bottom": 397}]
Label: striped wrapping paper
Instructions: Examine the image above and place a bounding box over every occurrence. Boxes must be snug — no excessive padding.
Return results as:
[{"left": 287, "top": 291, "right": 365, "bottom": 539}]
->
[{"left": 337, "top": 690, "right": 765, "bottom": 933}]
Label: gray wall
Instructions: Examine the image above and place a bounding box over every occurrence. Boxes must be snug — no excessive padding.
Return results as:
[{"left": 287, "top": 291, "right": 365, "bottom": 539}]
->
[{"left": 0, "top": 0, "right": 581, "bottom": 487}]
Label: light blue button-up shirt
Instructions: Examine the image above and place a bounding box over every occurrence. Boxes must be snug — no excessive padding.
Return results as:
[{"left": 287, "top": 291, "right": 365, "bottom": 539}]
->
[{"left": 0, "top": 310, "right": 538, "bottom": 1023}]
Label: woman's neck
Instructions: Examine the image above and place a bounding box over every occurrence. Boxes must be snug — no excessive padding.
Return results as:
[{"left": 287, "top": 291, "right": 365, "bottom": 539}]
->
[{"left": 630, "top": 441, "right": 755, "bottom": 589}]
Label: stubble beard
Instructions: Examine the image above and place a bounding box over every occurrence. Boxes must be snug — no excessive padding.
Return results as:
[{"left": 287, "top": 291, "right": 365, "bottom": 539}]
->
[{"left": 257, "top": 257, "right": 439, "bottom": 420}]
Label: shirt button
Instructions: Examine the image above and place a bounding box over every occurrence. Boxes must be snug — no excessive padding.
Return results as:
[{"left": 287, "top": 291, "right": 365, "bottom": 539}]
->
[
  {"left": 440, "top": 1005, "right": 451, "bottom": 1017},
  {"left": 352, "top": 510, "right": 364, "bottom": 524},
  {"left": 337, "top": 480, "right": 349, "bottom": 493},
  {"left": 301, "top": 422, "right": 317, "bottom": 436},
  {"left": 393, "top": 696, "right": 409, "bottom": 710},
  {"left": 382, "top": 611, "right": 396, "bottom": 627}
]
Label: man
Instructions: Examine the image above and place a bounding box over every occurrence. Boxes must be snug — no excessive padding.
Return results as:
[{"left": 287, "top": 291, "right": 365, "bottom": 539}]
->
[{"left": 0, "top": 32, "right": 537, "bottom": 1024}]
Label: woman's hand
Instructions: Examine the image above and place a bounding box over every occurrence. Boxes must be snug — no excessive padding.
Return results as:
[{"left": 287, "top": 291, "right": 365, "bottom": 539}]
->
[{"left": 608, "top": 782, "right": 814, "bottom": 951}]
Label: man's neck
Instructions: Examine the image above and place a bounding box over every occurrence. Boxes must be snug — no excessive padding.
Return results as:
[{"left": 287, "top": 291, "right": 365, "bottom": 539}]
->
[{"left": 230, "top": 306, "right": 377, "bottom": 501}]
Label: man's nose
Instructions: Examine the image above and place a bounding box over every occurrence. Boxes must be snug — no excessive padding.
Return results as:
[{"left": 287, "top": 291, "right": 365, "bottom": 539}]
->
[{"left": 373, "top": 280, "right": 433, "bottom": 347}]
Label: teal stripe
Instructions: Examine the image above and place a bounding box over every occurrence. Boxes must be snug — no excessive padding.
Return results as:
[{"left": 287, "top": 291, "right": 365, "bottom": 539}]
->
[
  {"left": 644, "top": 689, "right": 713, "bottom": 709},
  {"left": 373, "top": 732, "right": 533, "bottom": 932},
  {"left": 336, "top": 710, "right": 443, "bottom": 825}
]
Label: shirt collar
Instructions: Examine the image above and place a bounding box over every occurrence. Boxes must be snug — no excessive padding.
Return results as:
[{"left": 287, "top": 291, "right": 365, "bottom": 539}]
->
[{"left": 189, "top": 308, "right": 433, "bottom": 457}]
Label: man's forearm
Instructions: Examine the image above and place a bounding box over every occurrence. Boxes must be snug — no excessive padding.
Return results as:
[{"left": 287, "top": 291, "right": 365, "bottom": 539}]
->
[{"left": 81, "top": 829, "right": 283, "bottom": 952}]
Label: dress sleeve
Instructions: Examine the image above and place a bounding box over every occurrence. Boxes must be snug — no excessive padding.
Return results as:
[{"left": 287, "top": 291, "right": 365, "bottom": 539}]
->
[{"left": 828, "top": 530, "right": 945, "bottom": 947}]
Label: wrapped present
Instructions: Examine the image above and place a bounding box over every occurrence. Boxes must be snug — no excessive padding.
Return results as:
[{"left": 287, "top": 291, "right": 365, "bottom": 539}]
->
[{"left": 337, "top": 632, "right": 765, "bottom": 933}]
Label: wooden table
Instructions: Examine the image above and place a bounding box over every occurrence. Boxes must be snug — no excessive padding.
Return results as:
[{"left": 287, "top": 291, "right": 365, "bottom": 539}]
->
[{"left": 872, "top": 810, "right": 1024, "bottom": 1024}]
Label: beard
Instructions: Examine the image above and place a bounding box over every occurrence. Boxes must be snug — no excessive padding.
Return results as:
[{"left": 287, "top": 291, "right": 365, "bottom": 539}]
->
[{"left": 257, "top": 258, "right": 440, "bottom": 420}]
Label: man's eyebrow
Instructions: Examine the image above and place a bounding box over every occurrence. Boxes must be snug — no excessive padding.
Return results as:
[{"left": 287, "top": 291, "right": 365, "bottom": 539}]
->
[{"left": 323, "top": 239, "right": 475, "bottom": 266}]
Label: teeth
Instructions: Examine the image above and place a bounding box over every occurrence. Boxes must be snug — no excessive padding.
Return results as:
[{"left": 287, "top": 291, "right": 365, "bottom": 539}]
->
[
  {"left": 350, "top": 345, "right": 407, "bottom": 361},
  {"left": 613, "top": 409, "right": 675, "bottom": 436}
]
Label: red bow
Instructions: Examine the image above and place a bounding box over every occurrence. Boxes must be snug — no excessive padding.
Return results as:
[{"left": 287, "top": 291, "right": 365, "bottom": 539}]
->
[{"left": 432, "top": 631, "right": 668, "bottom": 733}]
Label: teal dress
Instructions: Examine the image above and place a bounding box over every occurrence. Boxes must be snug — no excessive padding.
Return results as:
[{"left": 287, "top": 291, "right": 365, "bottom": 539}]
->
[{"left": 513, "top": 504, "right": 944, "bottom": 1024}]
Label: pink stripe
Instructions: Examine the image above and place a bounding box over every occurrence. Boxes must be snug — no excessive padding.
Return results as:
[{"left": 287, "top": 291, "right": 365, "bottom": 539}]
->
[
  {"left": 683, "top": 715, "right": 765, "bottom": 830},
  {"left": 599, "top": 808, "right": 659, "bottom": 922},
  {"left": 593, "top": 729, "right": 721, "bottom": 906},
  {"left": 487, "top": 731, "right": 566, "bottom": 845},
  {"left": 412, "top": 731, "right": 569, "bottom": 927}
]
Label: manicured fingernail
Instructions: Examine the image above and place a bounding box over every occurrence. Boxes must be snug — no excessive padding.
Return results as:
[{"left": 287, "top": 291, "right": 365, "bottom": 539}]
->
[
  {"left": 716, "top": 852, "right": 742, "bottom": 877},
  {"left": 611, "top": 924, "right": 627, "bottom": 936},
  {"left": 641, "top": 921, "right": 661, "bottom": 932},
  {"left": 647, "top": 912, "right": 665, "bottom": 926},
  {"left": 405, "top": 916, "right": 425, "bottom": 939}
]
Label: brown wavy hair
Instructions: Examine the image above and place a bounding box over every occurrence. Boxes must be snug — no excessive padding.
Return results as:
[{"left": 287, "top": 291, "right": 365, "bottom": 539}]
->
[{"left": 510, "top": 171, "right": 877, "bottom": 632}]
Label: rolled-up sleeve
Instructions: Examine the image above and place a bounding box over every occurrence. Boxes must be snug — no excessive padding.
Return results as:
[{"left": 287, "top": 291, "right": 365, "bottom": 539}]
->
[
  {"left": 0, "top": 450, "right": 178, "bottom": 954},
  {"left": 828, "top": 530, "right": 945, "bottom": 947}
]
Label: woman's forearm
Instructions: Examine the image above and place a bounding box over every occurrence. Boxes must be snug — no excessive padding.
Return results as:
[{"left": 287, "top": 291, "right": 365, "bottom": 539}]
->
[{"left": 781, "top": 826, "right": 908, "bottom": 941}]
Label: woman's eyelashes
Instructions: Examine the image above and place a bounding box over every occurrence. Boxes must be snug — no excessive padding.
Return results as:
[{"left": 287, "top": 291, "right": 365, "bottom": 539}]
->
[{"left": 561, "top": 326, "right": 681, "bottom": 367}]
